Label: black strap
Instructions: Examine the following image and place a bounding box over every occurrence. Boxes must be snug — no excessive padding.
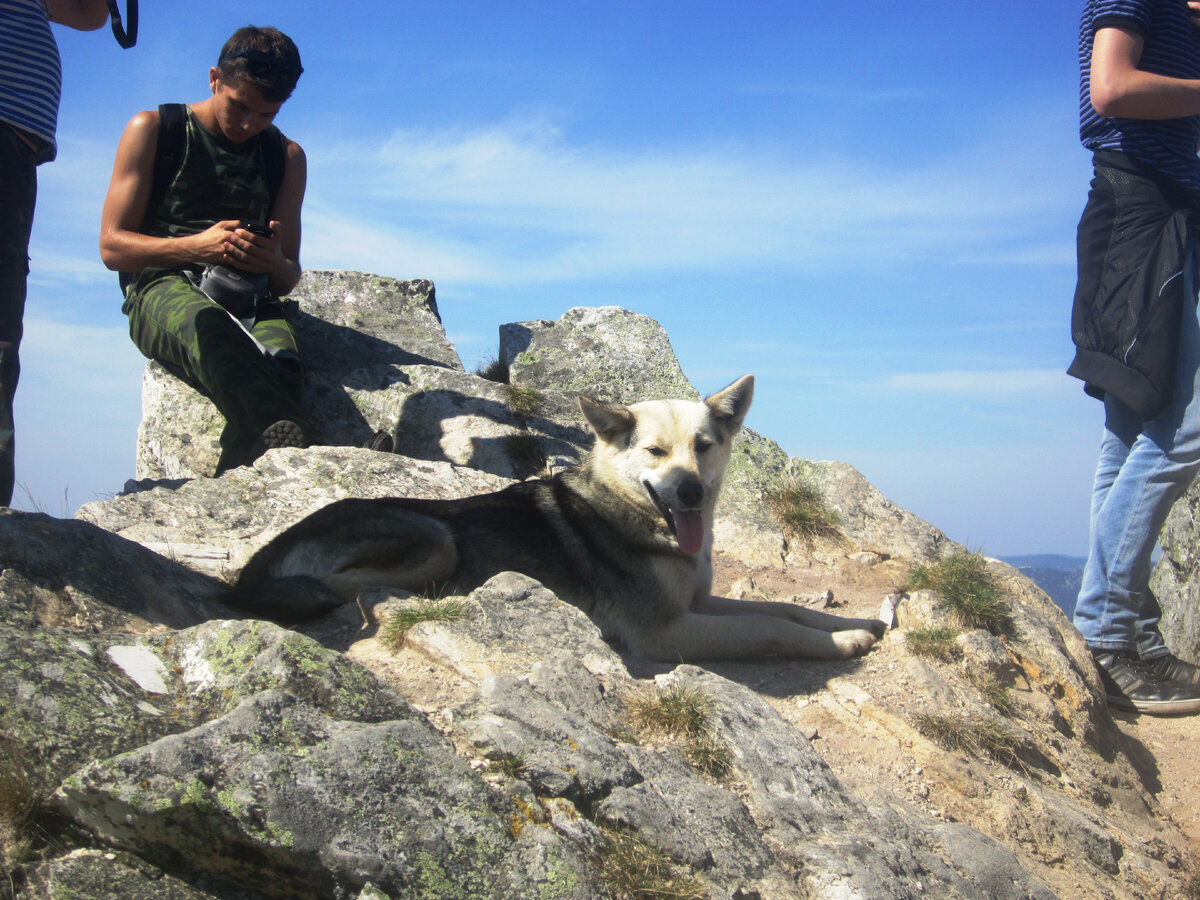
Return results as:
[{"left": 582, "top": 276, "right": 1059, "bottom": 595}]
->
[
  {"left": 146, "top": 103, "right": 186, "bottom": 221},
  {"left": 106, "top": 0, "right": 137, "bottom": 49},
  {"left": 260, "top": 126, "right": 287, "bottom": 211}
]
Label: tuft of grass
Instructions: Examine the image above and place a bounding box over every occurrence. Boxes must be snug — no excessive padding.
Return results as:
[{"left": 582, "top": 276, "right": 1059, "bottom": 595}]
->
[
  {"left": 504, "top": 432, "right": 548, "bottom": 476},
  {"left": 905, "top": 625, "right": 962, "bottom": 662},
  {"left": 594, "top": 827, "right": 708, "bottom": 900},
  {"left": 16, "top": 484, "right": 71, "bottom": 517},
  {"left": 503, "top": 384, "right": 544, "bottom": 419},
  {"left": 490, "top": 753, "right": 527, "bottom": 779},
  {"left": 966, "top": 670, "right": 1015, "bottom": 716},
  {"left": 912, "top": 711, "right": 1024, "bottom": 767},
  {"left": 904, "top": 551, "right": 1014, "bottom": 635},
  {"left": 764, "top": 475, "right": 841, "bottom": 543},
  {"left": 0, "top": 740, "right": 35, "bottom": 870},
  {"left": 378, "top": 598, "right": 472, "bottom": 651},
  {"left": 626, "top": 684, "right": 731, "bottom": 778},
  {"left": 474, "top": 356, "right": 509, "bottom": 383}
]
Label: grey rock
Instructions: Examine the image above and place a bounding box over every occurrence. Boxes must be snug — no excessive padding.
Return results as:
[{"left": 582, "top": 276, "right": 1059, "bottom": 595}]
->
[
  {"left": 2, "top": 273, "right": 1194, "bottom": 899},
  {"left": 1151, "top": 481, "right": 1200, "bottom": 662},
  {"left": 135, "top": 271, "right": 458, "bottom": 480},
  {"left": 501, "top": 305, "right": 696, "bottom": 403}
]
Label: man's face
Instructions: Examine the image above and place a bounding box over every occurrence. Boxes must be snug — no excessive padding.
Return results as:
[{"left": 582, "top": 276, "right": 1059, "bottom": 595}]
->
[{"left": 207, "top": 71, "right": 284, "bottom": 143}]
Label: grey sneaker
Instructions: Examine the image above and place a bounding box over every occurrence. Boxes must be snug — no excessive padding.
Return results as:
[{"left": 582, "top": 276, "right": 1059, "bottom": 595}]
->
[{"left": 1092, "top": 650, "right": 1200, "bottom": 715}]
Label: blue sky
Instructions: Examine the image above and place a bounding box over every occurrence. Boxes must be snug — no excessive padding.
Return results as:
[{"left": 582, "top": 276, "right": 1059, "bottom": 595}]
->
[{"left": 19, "top": 1, "right": 1095, "bottom": 556}]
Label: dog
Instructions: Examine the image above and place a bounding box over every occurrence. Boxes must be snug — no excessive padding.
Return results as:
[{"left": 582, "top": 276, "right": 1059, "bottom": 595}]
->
[{"left": 227, "top": 374, "right": 886, "bottom": 661}]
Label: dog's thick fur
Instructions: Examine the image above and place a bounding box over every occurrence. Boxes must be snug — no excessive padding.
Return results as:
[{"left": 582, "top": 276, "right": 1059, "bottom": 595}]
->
[{"left": 228, "top": 375, "right": 885, "bottom": 661}]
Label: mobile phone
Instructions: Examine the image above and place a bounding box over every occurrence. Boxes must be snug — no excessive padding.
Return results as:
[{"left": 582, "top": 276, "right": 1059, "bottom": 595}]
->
[{"left": 241, "top": 222, "right": 272, "bottom": 237}]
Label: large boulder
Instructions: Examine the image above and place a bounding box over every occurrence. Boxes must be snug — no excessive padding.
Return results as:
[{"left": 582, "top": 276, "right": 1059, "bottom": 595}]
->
[{"left": 3, "top": 272, "right": 1195, "bottom": 898}]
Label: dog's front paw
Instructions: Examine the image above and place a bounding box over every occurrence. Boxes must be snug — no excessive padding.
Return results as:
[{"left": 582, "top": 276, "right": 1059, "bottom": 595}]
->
[{"left": 832, "top": 628, "right": 879, "bottom": 658}]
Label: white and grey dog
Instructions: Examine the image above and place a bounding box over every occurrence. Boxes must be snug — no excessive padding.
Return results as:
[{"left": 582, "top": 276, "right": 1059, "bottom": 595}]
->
[{"left": 228, "top": 375, "right": 885, "bottom": 661}]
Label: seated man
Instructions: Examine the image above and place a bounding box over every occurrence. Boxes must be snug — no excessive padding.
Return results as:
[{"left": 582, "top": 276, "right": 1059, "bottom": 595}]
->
[{"left": 100, "top": 25, "right": 310, "bottom": 474}]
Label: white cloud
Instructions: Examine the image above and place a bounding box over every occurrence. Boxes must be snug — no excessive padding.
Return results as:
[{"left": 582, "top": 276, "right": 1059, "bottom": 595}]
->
[{"left": 300, "top": 115, "right": 1079, "bottom": 288}]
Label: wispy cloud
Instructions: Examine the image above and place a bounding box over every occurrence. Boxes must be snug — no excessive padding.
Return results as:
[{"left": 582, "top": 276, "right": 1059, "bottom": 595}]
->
[{"left": 301, "top": 111, "right": 1079, "bottom": 287}]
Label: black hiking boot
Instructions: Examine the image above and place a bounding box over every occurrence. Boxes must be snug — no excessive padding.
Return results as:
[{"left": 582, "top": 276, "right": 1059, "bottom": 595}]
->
[
  {"left": 1092, "top": 650, "right": 1200, "bottom": 715},
  {"left": 247, "top": 419, "right": 308, "bottom": 464},
  {"left": 1141, "top": 652, "right": 1200, "bottom": 687}
]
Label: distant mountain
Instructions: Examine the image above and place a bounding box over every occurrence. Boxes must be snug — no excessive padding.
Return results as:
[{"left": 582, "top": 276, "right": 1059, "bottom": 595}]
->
[{"left": 1001, "top": 555, "right": 1086, "bottom": 618}]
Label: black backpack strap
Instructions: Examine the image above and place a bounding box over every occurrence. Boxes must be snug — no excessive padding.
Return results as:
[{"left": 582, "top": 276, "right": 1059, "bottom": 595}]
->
[
  {"left": 262, "top": 127, "right": 287, "bottom": 214},
  {"left": 146, "top": 102, "right": 186, "bottom": 221}
]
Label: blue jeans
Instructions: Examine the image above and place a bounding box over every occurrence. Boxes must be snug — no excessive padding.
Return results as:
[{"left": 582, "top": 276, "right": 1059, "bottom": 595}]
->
[{"left": 1074, "top": 257, "right": 1200, "bottom": 658}]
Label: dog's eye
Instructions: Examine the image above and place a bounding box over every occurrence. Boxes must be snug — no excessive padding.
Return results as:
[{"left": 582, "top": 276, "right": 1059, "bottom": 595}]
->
[
  {"left": 646, "top": 446, "right": 668, "bottom": 458},
  {"left": 695, "top": 439, "right": 713, "bottom": 454}
]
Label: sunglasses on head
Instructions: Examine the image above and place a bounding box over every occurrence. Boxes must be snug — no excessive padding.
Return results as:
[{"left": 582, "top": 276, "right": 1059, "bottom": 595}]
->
[{"left": 218, "top": 48, "right": 303, "bottom": 81}]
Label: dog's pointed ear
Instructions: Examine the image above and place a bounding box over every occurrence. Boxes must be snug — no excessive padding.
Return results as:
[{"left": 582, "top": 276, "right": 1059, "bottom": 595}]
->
[
  {"left": 579, "top": 395, "right": 636, "bottom": 444},
  {"left": 705, "top": 374, "right": 754, "bottom": 434}
]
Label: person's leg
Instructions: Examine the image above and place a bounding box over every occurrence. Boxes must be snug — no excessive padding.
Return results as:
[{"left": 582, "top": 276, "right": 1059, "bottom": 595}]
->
[
  {"left": 1074, "top": 258, "right": 1200, "bottom": 711},
  {"left": 1074, "top": 397, "right": 1141, "bottom": 652},
  {"left": 0, "top": 128, "right": 37, "bottom": 507},
  {"left": 124, "top": 275, "right": 307, "bottom": 471},
  {"left": 248, "top": 299, "right": 303, "bottom": 399}
]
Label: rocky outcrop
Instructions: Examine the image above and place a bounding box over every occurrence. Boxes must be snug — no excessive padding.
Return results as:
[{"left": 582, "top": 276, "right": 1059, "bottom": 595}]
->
[
  {"left": 1151, "top": 485, "right": 1200, "bottom": 662},
  {"left": 3, "top": 271, "right": 1197, "bottom": 899}
]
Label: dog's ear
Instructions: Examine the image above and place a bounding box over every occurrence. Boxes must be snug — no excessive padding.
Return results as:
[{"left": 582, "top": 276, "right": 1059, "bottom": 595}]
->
[
  {"left": 705, "top": 374, "right": 754, "bottom": 433},
  {"left": 579, "top": 396, "right": 636, "bottom": 444}
]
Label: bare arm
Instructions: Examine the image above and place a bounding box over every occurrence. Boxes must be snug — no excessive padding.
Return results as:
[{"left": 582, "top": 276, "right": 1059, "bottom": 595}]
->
[
  {"left": 99, "top": 111, "right": 248, "bottom": 273},
  {"left": 1091, "top": 17, "right": 1200, "bottom": 119},
  {"left": 45, "top": 0, "right": 109, "bottom": 31}
]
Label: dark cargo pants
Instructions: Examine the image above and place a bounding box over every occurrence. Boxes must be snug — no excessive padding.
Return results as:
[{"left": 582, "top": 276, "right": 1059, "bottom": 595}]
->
[
  {"left": 0, "top": 126, "right": 37, "bottom": 507},
  {"left": 122, "top": 272, "right": 307, "bottom": 473}
]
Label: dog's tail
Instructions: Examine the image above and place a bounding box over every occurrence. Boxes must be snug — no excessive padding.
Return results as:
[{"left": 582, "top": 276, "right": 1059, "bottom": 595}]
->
[
  {"left": 222, "top": 497, "right": 459, "bottom": 624},
  {"left": 223, "top": 573, "right": 344, "bottom": 624}
]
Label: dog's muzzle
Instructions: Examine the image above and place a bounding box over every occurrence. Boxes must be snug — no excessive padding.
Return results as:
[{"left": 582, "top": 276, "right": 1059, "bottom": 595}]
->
[{"left": 643, "top": 478, "right": 705, "bottom": 555}]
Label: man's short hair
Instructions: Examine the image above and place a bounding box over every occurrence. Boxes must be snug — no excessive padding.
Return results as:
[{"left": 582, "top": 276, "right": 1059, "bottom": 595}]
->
[{"left": 217, "top": 26, "right": 303, "bottom": 103}]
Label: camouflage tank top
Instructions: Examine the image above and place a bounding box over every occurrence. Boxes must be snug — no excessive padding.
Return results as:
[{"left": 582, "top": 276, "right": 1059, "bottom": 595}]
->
[
  {"left": 141, "top": 107, "right": 280, "bottom": 242},
  {"left": 125, "top": 108, "right": 284, "bottom": 297}
]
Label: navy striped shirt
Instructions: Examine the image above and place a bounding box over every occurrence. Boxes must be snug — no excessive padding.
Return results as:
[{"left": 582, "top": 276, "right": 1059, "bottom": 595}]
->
[
  {"left": 1080, "top": 0, "right": 1200, "bottom": 203},
  {"left": 0, "top": 0, "right": 62, "bottom": 163}
]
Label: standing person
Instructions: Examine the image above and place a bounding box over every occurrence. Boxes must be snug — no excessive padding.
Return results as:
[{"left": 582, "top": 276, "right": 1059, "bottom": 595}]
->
[
  {"left": 1069, "top": 0, "right": 1200, "bottom": 714},
  {"left": 100, "top": 25, "right": 310, "bottom": 474},
  {"left": 0, "top": 0, "right": 110, "bottom": 506}
]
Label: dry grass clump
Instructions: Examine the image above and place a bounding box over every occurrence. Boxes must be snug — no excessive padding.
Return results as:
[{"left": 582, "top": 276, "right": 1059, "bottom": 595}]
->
[
  {"left": 595, "top": 827, "right": 708, "bottom": 900},
  {"left": 474, "top": 356, "right": 509, "bottom": 383},
  {"left": 625, "top": 684, "right": 731, "bottom": 779},
  {"left": 904, "top": 625, "right": 962, "bottom": 662},
  {"left": 904, "top": 551, "right": 1014, "bottom": 635},
  {"left": 503, "top": 384, "right": 544, "bottom": 420},
  {"left": 764, "top": 474, "right": 841, "bottom": 542},
  {"left": 912, "top": 711, "right": 1024, "bottom": 767},
  {"left": 0, "top": 740, "right": 35, "bottom": 871},
  {"left": 379, "top": 598, "right": 472, "bottom": 650},
  {"left": 504, "top": 432, "right": 548, "bottom": 476}
]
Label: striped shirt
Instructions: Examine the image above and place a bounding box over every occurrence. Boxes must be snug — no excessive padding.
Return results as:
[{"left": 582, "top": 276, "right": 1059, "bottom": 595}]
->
[
  {"left": 0, "top": 0, "right": 62, "bottom": 163},
  {"left": 1079, "top": 0, "right": 1200, "bottom": 203}
]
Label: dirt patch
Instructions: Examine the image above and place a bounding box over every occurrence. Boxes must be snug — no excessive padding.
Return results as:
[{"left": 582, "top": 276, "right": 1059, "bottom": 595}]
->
[{"left": 709, "top": 552, "right": 1200, "bottom": 859}]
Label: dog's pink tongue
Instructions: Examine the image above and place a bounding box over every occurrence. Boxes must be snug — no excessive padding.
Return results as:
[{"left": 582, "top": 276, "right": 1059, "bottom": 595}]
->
[{"left": 673, "top": 510, "right": 705, "bottom": 555}]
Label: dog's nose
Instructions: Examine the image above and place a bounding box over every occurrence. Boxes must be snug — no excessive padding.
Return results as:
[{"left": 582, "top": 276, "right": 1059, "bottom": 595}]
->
[{"left": 676, "top": 476, "right": 704, "bottom": 509}]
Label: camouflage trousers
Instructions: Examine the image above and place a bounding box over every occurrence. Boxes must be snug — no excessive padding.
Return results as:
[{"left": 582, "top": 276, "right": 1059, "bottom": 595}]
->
[
  {"left": 122, "top": 272, "right": 308, "bottom": 472},
  {"left": 0, "top": 126, "right": 37, "bottom": 507}
]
